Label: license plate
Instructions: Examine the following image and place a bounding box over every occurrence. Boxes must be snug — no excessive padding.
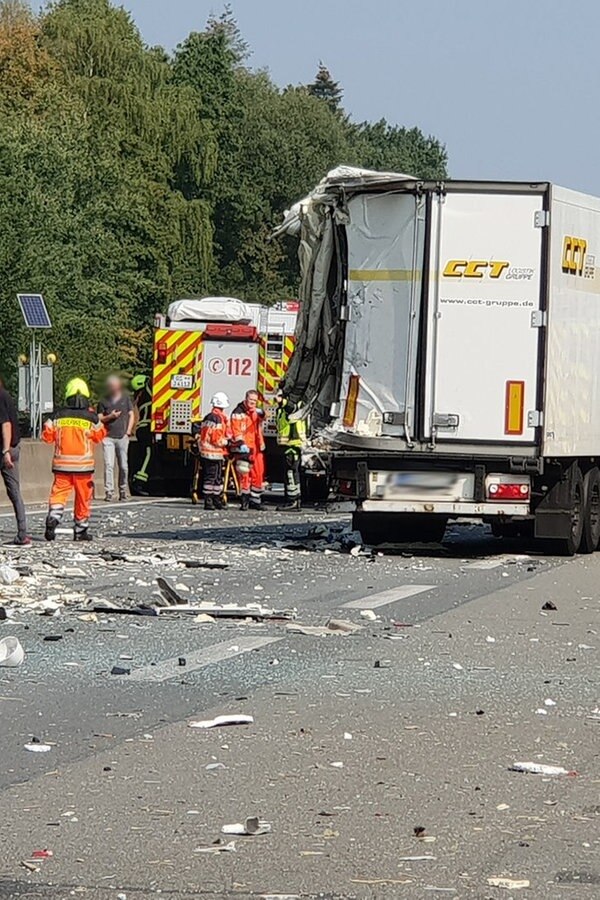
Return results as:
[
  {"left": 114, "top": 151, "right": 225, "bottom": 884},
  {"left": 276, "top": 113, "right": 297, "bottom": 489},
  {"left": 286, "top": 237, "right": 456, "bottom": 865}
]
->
[{"left": 170, "top": 374, "right": 193, "bottom": 390}]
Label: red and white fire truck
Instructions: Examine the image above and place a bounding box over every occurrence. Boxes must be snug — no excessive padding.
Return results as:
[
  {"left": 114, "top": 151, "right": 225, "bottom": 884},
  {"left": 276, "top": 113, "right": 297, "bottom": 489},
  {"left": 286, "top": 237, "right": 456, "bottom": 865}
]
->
[{"left": 149, "top": 297, "right": 297, "bottom": 491}]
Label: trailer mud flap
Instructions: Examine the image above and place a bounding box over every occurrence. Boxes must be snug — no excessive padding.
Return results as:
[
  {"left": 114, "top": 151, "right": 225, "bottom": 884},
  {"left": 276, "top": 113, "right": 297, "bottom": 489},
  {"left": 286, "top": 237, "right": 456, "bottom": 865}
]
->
[{"left": 534, "top": 466, "right": 576, "bottom": 539}]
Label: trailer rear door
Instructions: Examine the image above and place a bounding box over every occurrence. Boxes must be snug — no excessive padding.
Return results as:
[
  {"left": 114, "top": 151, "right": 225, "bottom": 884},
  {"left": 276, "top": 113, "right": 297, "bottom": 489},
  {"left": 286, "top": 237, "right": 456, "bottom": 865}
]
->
[
  {"left": 423, "top": 191, "right": 545, "bottom": 444},
  {"left": 201, "top": 341, "right": 259, "bottom": 418}
]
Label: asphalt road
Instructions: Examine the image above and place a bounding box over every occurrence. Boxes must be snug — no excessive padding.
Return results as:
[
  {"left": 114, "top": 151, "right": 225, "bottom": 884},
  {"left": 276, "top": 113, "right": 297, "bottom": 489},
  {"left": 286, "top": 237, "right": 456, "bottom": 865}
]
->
[{"left": 0, "top": 498, "right": 597, "bottom": 899}]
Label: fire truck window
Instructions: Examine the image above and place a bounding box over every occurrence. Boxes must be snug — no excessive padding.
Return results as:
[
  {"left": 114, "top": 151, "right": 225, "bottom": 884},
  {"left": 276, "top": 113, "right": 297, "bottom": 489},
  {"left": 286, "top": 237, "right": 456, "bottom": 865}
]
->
[{"left": 267, "top": 333, "right": 284, "bottom": 359}]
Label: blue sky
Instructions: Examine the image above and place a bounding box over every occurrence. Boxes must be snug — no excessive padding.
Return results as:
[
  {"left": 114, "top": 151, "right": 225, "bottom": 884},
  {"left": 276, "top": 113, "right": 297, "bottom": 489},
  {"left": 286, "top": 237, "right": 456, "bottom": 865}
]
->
[{"left": 40, "top": 1, "right": 600, "bottom": 194}]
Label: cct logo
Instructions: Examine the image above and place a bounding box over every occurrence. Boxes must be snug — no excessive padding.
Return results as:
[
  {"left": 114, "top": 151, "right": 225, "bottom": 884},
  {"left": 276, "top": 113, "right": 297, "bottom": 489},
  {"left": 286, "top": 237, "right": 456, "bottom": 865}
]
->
[
  {"left": 562, "top": 235, "right": 588, "bottom": 276},
  {"left": 443, "top": 260, "right": 510, "bottom": 278}
]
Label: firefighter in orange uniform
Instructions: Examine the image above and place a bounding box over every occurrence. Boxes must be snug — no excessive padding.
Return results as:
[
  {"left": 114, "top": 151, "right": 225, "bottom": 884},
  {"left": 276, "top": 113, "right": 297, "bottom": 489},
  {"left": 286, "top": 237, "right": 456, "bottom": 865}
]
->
[
  {"left": 198, "top": 392, "right": 231, "bottom": 510},
  {"left": 42, "top": 378, "right": 107, "bottom": 542},
  {"left": 231, "top": 389, "right": 265, "bottom": 511}
]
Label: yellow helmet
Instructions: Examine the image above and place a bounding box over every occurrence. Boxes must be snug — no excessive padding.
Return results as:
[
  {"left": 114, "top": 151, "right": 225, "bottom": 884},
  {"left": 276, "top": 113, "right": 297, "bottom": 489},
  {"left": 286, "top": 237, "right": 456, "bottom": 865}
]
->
[{"left": 65, "top": 377, "right": 90, "bottom": 399}]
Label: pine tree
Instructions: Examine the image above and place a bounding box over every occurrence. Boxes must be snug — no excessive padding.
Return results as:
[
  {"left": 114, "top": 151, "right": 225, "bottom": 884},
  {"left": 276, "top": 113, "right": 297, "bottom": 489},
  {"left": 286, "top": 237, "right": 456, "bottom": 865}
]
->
[{"left": 307, "top": 62, "right": 343, "bottom": 113}]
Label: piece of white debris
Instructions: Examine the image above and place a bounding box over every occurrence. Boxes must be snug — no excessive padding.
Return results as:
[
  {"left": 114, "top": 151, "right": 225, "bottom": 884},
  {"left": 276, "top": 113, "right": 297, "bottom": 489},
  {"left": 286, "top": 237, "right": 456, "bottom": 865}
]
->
[{"left": 188, "top": 714, "right": 254, "bottom": 729}]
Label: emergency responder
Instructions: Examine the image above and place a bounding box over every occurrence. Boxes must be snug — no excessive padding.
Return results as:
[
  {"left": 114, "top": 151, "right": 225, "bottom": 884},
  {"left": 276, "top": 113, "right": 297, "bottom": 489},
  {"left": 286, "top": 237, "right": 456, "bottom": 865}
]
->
[
  {"left": 275, "top": 392, "right": 307, "bottom": 511},
  {"left": 199, "top": 392, "right": 231, "bottom": 510},
  {"left": 42, "top": 378, "right": 106, "bottom": 542},
  {"left": 231, "top": 389, "right": 265, "bottom": 511},
  {"left": 130, "top": 374, "right": 152, "bottom": 495}
]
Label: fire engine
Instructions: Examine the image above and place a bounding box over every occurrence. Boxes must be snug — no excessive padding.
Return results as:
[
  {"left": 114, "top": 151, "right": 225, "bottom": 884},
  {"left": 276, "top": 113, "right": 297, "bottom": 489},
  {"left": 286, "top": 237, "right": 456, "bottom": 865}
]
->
[{"left": 149, "top": 297, "right": 297, "bottom": 492}]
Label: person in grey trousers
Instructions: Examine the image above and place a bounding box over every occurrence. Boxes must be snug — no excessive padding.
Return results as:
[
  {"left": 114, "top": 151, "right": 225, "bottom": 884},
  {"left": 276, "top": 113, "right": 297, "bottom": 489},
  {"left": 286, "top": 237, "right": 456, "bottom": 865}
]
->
[
  {"left": 0, "top": 376, "right": 30, "bottom": 545},
  {"left": 98, "top": 375, "right": 134, "bottom": 502}
]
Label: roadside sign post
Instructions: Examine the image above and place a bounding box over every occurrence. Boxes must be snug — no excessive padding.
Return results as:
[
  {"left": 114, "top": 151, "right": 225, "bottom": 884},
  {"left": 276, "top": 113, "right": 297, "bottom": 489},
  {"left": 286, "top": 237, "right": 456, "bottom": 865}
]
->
[{"left": 17, "top": 293, "right": 52, "bottom": 439}]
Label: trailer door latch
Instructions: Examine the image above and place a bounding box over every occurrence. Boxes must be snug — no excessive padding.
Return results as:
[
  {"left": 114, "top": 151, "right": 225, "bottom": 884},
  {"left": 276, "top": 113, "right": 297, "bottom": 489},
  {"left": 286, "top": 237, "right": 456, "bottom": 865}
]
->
[{"left": 432, "top": 412, "right": 460, "bottom": 428}]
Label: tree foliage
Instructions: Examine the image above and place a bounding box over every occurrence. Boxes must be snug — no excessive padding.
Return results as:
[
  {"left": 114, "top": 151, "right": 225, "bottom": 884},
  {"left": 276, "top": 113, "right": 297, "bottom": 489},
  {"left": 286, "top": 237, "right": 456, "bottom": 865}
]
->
[{"left": 0, "top": 0, "right": 448, "bottom": 393}]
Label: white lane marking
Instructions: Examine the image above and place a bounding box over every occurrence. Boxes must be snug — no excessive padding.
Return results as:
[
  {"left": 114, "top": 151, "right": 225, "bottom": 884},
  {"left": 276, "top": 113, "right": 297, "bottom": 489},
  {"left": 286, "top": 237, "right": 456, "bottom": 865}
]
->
[
  {"left": 0, "top": 496, "right": 173, "bottom": 521},
  {"left": 125, "top": 636, "right": 282, "bottom": 683},
  {"left": 342, "top": 585, "right": 436, "bottom": 610}
]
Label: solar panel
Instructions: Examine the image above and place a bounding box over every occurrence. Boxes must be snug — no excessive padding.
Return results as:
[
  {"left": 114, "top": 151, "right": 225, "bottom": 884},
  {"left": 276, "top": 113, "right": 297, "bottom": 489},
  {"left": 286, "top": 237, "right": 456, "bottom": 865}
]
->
[{"left": 17, "top": 293, "right": 52, "bottom": 329}]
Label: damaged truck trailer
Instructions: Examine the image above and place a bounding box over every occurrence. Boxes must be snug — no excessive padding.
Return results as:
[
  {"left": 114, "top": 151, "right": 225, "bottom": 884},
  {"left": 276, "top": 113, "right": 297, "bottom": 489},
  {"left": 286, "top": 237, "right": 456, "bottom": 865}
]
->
[{"left": 279, "top": 169, "right": 600, "bottom": 555}]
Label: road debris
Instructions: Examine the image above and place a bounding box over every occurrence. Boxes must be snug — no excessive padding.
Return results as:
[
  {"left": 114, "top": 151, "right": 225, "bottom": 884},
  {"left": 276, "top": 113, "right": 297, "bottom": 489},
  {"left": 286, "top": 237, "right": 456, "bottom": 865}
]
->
[
  {"left": 194, "top": 840, "right": 236, "bottom": 853},
  {"left": 510, "top": 762, "right": 575, "bottom": 776},
  {"left": 153, "top": 578, "right": 296, "bottom": 619},
  {"left": 222, "top": 816, "right": 272, "bottom": 835},
  {"left": 286, "top": 618, "right": 362, "bottom": 637},
  {"left": 0, "top": 565, "right": 20, "bottom": 585},
  {"left": 360, "top": 609, "right": 378, "bottom": 621},
  {"left": 542, "top": 600, "right": 557, "bottom": 611},
  {"left": 24, "top": 741, "right": 52, "bottom": 752},
  {"left": 0, "top": 635, "right": 24, "bottom": 667},
  {"left": 110, "top": 666, "right": 131, "bottom": 676},
  {"left": 487, "top": 877, "right": 530, "bottom": 890},
  {"left": 188, "top": 714, "right": 254, "bottom": 729}
]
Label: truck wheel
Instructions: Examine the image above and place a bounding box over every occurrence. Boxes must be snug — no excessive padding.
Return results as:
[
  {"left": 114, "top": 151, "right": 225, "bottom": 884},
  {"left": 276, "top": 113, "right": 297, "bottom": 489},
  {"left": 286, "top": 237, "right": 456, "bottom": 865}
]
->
[
  {"left": 580, "top": 467, "right": 600, "bottom": 553},
  {"left": 551, "top": 465, "right": 585, "bottom": 556}
]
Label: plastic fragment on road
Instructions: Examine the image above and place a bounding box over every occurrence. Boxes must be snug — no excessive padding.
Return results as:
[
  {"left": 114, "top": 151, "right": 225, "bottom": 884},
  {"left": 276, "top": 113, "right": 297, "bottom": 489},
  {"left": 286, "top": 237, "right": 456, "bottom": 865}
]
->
[
  {"left": 110, "top": 666, "right": 130, "bottom": 676},
  {"left": 31, "top": 849, "right": 53, "bottom": 859},
  {"left": 188, "top": 714, "right": 254, "bottom": 729},
  {"left": 286, "top": 618, "right": 362, "bottom": 637},
  {"left": 0, "top": 565, "right": 20, "bottom": 585},
  {"left": 487, "top": 877, "right": 530, "bottom": 890},
  {"left": 0, "top": 636, "right": 24, "bottom": 667},
  {"left": 194, "top": 840, "right": 236, "bottom": 853},
  {"left": 222, "top": 816, "right": 272, "bottom": 835},
  {"left": 24, "top": 741, "right": 52, "bottom": 752},
  {"left": 542, "top": 600, "right": 557, "bottom": 611},
  {"left": 510, "top": 762, "right": 576, "bottom": 776},
  {"left": 360, "top": 609, "right": 377, "bottom": 621}
]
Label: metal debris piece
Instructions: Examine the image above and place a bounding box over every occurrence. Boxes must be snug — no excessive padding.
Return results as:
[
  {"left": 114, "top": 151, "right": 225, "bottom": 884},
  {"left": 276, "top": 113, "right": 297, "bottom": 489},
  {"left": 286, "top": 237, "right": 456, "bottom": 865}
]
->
[
  {"left": 156, "top": 578, "right": 296, "bottom": 619},
  {"left": 194, "top": 840, "right": 236, "bottom": 853},
  {"left": 487, "top": 877, "right": 530, "bottom": 890},
  {"left": 188, "top": 714, "right": 254, "bottom": 729},
  {"left": 222, "top": 816, "right": 272, "bottom": 836},
  {"left": 510, "top": 762, "right": 575, "bottom": 776},
  {"left": 286, "top": 618, "right": 362, "bottom": 637}
]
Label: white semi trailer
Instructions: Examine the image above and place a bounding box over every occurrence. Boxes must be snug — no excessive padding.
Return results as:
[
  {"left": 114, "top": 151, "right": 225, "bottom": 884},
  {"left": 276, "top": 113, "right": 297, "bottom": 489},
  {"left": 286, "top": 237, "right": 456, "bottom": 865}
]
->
[{"left": 278, "top": 168, "right": 600, "bottom": 554}]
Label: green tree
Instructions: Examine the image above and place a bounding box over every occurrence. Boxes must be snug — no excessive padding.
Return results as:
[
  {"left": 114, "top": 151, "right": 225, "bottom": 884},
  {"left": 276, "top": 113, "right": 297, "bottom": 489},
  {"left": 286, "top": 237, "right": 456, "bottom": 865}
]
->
[
  {"left": 350, "top": 118, "right": 447, "bottom": 179},
  {"left": 307, "top": 62, "right": 343, "bottom": 113}
]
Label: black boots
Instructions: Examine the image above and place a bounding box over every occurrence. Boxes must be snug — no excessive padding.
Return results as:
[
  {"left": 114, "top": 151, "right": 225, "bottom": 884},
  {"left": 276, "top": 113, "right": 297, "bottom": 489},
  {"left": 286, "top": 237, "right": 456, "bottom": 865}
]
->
[
  {"left": 240, "top": 494, "right": 250, "bottom": 511},
  {"left": 277, "top": 499, "right": 301, "bottom": 512},
  {"left": 44, "top": 518, "right": 58, "bottom": 542},
  {"left": 74, "top": 528, "right": 92, "bottom": 542}
]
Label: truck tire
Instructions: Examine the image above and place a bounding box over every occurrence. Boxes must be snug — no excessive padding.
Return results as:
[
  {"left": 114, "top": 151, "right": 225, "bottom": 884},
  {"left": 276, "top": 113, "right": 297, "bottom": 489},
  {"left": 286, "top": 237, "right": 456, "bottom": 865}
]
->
[
  {"left": 352, "top": 512, "right": 447, "bottom": 546},
  {"left": 580, "top": 467, "right": 600, "bottom": 553},
  {"left": 550, "top": 465, "right": 585, "bottom": 557}
]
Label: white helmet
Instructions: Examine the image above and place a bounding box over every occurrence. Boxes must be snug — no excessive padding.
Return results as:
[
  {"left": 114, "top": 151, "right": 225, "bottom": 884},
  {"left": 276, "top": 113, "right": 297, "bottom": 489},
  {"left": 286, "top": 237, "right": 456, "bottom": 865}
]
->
[{"left": 211, "top": 392, "right": 229, "bottom": 409}]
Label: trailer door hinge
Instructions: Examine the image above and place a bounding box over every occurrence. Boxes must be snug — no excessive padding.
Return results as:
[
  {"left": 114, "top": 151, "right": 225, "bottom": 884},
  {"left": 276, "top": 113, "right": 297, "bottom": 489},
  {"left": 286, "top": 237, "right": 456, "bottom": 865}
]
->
[
  {"left": 531, "top": 310, "right": 547, "bottom": 328},
  {"left": 527, "top": 410, "right": 544, "bottom": 427},
  {"left": 534, "top": 210, "right": 550, "bottom": 228}
]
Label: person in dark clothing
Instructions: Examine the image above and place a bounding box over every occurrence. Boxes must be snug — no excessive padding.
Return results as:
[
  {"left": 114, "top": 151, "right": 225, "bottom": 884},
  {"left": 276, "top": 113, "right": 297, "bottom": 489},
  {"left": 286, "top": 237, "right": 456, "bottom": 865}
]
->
[
  {"left": 98, "top": 375, "right": 134, "bottom": 501},
  {"left": 0, "top": 376, "right": 30, "bottom": 545}
]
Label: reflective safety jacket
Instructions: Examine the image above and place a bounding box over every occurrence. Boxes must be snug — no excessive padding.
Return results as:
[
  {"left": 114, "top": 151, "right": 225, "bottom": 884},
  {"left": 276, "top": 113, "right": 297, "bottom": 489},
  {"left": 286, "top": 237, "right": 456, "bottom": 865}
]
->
[
  {"left": 199, "top": 407, "right": 231, "bottom": 459},
  {"left": 134, "top": 386, "right": 152, "bottom": 433},
  {"left": 231, "top": 402, "right": 265, "bottom": 453},
  {"left": 276, "top": 399, "right": 307, "bottom": 448},
  {"left": 42, "top": 407, "right": 106, "bottom": 474}
]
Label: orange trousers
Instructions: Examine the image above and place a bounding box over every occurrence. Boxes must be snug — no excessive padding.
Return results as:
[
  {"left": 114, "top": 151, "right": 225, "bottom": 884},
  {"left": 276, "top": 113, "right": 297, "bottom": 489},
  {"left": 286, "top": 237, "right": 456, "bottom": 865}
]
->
[
  {"left": 238, "top": 452, "right": 265, "bottom": 500},
  {"left": 49, "top": 472, "right": 94, "bottom": 525}
]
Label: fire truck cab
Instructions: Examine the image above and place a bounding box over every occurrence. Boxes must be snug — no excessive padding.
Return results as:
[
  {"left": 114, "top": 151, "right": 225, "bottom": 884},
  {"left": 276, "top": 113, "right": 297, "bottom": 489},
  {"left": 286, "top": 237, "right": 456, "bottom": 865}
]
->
[{"left": 150, "top": 297, "right": 297, "bottom": 493}]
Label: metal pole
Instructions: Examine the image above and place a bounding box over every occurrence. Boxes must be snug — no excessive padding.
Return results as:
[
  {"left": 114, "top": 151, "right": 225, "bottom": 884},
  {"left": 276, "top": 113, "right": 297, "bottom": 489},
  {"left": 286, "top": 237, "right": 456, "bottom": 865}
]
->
[{"left": 29, "top": 332, "right": 42, "bottom": 439}]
